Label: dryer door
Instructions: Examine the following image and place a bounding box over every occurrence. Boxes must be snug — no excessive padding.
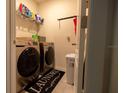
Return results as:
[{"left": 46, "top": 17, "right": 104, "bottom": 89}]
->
[
  {"left": 17, "top": 47, "right": 40, "bottom": 77},
  {"left": 45, "top": 46, "right": 55, "bottom": 66}
]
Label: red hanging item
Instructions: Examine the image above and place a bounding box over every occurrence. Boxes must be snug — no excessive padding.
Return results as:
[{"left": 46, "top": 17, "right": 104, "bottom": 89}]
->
[
  {"left": 19, "top": 3, "right": 23, "bottom": 13},
  {"left": 73, "top": 16, "right": 77, "bottom": 35}
]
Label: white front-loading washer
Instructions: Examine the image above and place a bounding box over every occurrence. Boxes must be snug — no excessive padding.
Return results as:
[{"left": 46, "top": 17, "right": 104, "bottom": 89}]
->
[{"left": 16, "top": 39, "right": 40, "bottom": 93}]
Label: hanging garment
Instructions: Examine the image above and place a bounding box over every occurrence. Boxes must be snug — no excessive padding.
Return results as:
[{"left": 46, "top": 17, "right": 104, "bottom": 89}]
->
[{"left": 73, "top": 16, "right": 77, "bottom": 35}]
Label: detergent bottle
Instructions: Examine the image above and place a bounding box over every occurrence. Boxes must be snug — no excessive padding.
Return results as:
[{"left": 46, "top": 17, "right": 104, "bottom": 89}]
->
[{"left": 30, "top": 11, "right": 35, "bottom": 20}]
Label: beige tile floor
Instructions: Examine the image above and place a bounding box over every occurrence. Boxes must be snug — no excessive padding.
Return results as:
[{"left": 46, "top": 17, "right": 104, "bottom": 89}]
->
[{"left": 52, "top": 73, "right": 74, "bottom": 93}]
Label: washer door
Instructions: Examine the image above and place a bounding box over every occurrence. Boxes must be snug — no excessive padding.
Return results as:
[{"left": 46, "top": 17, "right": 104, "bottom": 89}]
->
[
  {"left": 17, "top": 47, "right": 40, "bottom": 77},
  {"left": 45, "top": 47, "right": 55, "bottom": 65}
]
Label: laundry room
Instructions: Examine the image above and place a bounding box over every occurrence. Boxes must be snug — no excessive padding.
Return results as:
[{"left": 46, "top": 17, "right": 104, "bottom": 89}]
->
[{"left": 15, "top": 0, "right": 88, "bottom": 93}]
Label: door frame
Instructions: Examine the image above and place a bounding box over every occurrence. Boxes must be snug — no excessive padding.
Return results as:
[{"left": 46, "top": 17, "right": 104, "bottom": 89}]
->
[
  {"left": 75, "top": 0, "right": 87, "bottom": 93},
  {"left": 6, "top": 0, "right": 87, "bottom": 93},
  {"left": 6, "top": 0, "right": 11, "bottom": 92},
  {"left": 7, "top": 0, "right": 16, "bottom": 93}
]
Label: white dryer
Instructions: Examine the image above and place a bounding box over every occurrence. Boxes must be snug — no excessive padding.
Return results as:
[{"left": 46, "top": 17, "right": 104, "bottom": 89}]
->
[
  {"left": 16, "top": 38, "right": 40, "bottom": 92},
  {"left": 39, "top": 42, "right": 55, "bottom": 74}
]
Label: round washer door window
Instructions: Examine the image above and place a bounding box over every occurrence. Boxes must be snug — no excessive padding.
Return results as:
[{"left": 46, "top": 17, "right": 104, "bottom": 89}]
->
[
  {"left": 45, "top": 47, "right": 55, "bottom": 65},
  {"left": 17, "top": 47, "right": 40, "bottom": 77}
]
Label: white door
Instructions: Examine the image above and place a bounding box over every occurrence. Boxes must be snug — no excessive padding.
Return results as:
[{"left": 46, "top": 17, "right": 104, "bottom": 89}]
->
[
  {"left": 75, "top": 0, "right": 88, "bottom": 93},
  {"left": 84, "top": 0, "right": 117, "bottom": 93}
]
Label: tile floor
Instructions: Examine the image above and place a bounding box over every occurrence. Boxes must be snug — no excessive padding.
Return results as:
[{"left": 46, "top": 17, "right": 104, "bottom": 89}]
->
[{"left": 52, "top": 73, "right": 74, "bottom": 93}]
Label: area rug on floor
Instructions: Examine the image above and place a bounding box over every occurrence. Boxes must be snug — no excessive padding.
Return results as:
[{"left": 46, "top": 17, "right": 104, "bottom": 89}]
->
[{"left": 24, "top": 69, "right": 65, "bottom": 93}]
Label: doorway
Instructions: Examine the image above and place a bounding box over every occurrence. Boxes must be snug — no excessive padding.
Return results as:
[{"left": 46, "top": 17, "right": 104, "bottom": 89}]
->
[{"left": 7, "top": 0, "right": 88, "bottom": 93}]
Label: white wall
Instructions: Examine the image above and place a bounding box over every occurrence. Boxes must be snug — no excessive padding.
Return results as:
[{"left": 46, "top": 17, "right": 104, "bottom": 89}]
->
[
  {"left": 16, "top": 0, "right": 39, "bottom": 37},
  {"left": 38, "top": 0, "right": 77, "bottom": 70}
]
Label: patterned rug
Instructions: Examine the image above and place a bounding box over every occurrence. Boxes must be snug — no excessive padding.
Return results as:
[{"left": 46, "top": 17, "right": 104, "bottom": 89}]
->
[{"left": 24, "top": 69, "right": 65, "bottom": 93}]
